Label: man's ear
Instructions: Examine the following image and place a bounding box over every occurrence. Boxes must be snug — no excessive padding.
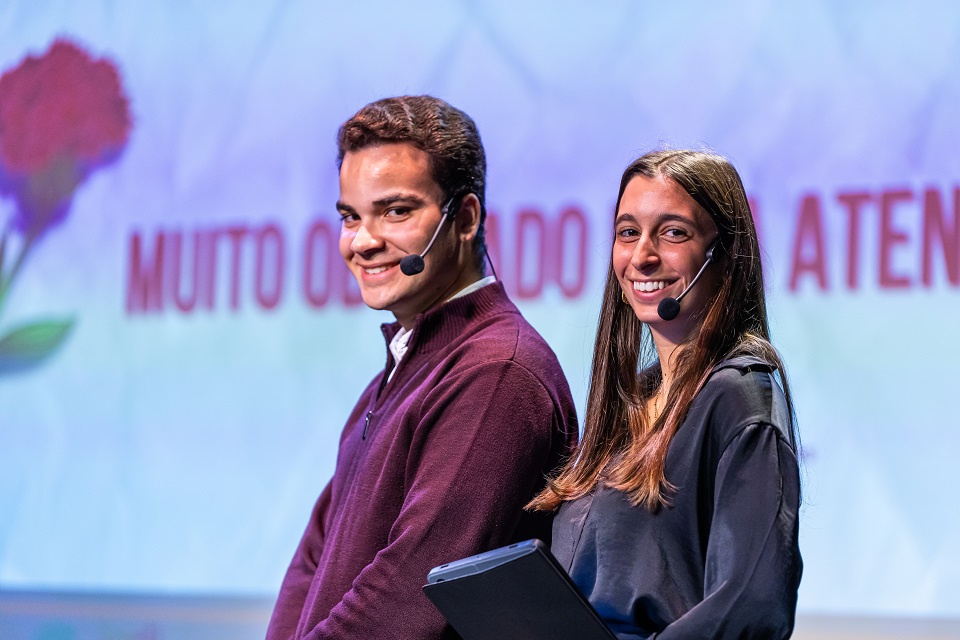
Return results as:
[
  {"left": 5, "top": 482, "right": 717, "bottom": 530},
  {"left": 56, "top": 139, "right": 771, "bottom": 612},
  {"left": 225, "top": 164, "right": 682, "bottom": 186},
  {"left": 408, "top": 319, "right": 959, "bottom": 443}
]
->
[{"left": 455, "top": 193, "right": 482, "bottom": 242}]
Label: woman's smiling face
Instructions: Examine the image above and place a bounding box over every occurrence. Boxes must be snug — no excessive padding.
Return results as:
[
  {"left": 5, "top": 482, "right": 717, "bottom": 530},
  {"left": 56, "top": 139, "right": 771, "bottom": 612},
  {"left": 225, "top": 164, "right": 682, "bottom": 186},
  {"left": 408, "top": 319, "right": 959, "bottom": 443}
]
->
[{"left": 613, "top": 174, "right": 720, "bottom": 340}]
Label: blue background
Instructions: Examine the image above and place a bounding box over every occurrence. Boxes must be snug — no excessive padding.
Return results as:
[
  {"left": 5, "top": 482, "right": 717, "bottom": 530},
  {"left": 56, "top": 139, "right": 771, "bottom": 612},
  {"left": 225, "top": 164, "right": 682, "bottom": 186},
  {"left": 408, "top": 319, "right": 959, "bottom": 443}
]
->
[{"left": 1, "top": 1, "right": 958, "bottom": 638}]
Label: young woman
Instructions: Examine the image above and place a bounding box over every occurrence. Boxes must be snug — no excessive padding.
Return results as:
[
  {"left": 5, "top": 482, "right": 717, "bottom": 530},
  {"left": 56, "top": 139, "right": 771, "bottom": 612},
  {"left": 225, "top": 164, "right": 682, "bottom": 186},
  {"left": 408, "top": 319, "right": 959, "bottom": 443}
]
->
[{"left": 530, "top": 150, "right": 802, "bottom": 639}]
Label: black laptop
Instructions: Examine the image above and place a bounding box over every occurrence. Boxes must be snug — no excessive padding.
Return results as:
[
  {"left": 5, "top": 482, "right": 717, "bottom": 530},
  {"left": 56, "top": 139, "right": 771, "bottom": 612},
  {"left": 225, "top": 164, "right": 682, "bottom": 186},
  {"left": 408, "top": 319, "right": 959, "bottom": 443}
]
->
[{"left": 423, "top": 539, "right": 616, "bottom": 640}]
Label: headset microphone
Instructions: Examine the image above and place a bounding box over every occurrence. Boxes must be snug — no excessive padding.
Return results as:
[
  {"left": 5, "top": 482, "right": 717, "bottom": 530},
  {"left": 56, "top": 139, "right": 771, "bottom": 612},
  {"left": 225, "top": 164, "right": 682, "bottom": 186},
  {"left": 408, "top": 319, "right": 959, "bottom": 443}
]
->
[
  {"left": 656, "top": 240, "right": 719, "bottom": 321},
  {"left": 400, "top": 194, "right": 463, "bottom": 276}
]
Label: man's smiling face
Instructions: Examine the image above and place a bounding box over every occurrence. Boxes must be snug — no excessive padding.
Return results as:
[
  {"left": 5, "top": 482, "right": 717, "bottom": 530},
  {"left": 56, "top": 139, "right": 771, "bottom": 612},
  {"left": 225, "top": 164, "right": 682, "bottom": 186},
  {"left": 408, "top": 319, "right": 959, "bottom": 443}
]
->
[{"left": 337, "top": 142, "right": 463, "bottom": 328}]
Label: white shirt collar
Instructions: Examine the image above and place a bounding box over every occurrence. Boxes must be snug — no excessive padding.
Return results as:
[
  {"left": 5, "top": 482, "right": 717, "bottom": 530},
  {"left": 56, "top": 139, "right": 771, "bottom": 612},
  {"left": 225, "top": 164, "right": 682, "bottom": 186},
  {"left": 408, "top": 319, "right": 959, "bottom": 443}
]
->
[{"left": 448, "top": 275, "right": 496, "bottom": 301}]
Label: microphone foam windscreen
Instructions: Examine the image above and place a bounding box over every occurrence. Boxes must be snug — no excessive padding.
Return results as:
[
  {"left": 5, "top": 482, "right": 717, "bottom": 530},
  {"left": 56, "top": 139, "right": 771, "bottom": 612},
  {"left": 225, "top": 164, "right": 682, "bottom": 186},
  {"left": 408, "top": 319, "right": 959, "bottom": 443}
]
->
[
  {"left": 400, "top": 254, "right": 425, "bottom": 276},
  {"left": 657, "top": 297, "right": 681, "bottom": 321}
]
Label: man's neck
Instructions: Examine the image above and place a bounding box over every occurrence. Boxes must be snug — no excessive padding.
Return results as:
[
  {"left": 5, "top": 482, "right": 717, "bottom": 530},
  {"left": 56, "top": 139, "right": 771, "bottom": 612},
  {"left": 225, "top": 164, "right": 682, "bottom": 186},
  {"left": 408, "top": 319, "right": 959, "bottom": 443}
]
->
[{"left": 395, "top": 264, "right": 487, "bottom": 330}]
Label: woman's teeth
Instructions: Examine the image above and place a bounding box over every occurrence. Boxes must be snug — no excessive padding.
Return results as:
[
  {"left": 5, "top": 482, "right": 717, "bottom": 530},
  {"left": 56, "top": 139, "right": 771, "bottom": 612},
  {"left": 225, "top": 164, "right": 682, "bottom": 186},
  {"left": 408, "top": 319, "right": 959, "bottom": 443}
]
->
[{"left": 634, "top": 280, "right": 667, "bottom": 292}]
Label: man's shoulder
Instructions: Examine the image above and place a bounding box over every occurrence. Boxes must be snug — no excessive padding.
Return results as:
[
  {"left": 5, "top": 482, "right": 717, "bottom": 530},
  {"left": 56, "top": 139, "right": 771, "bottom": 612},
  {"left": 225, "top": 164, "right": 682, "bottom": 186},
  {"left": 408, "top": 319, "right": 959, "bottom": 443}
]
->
[
  {"left": 459, "top": 305, "right": 562, "bottom": 372},
  {"left": 419, "top": 282, "right": 571, "bottom": 395}
]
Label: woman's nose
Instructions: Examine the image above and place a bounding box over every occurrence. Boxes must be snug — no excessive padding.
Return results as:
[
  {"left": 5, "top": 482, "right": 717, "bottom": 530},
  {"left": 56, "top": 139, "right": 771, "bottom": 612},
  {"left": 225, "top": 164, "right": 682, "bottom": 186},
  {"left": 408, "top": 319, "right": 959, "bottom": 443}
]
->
[{"left": 631, "top": 234, "right": 660, "bottom": 269}]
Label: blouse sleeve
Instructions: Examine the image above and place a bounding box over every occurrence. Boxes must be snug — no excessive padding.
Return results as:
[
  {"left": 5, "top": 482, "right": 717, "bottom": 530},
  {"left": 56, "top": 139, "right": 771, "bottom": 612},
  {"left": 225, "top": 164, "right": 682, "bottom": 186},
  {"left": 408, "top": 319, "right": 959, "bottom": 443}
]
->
[{"left": 654, "top": 422, "right": 803, "bottom": 640}]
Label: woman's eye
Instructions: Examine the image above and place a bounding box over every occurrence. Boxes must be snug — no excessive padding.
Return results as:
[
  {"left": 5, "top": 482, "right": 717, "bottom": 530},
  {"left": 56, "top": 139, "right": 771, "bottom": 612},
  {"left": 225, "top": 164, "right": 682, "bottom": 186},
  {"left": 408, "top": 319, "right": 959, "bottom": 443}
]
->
[
  {"left": 385, "top": 207, "right": 410, "bottom": 218},
  {"left": 616, "top": 227, "right": 638, "bottom": 239},
  {"left": 339, "top": 213, "right": 359, "bottom": 225},
  {"left": 663, "top": 228, "right": 689, "bottom": 240}
]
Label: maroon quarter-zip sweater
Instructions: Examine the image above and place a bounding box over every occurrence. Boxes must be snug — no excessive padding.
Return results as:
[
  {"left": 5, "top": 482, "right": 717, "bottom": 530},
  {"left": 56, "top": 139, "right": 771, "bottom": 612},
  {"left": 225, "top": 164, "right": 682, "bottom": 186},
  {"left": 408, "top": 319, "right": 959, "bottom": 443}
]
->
[{"left": 267, "top": 282, "right": 578, "bottom": 640}]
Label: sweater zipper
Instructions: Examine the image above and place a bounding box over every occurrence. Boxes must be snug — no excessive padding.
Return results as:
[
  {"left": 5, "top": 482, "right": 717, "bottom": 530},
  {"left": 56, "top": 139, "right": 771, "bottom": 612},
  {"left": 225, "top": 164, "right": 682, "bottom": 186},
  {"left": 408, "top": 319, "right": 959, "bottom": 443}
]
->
[{"left": 362, "top": 411, "right": 372, "bottom": 441}]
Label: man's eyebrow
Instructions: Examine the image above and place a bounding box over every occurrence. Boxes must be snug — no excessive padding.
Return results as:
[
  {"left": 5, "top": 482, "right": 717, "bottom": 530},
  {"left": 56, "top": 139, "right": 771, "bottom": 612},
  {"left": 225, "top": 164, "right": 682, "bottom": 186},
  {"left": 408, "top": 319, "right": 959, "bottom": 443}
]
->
[
  {"left": 371, "top": 193, "right": 428, "bottom": 208},
  {"left": 336, "top": 193, "right": 429, "bottom": 214}
]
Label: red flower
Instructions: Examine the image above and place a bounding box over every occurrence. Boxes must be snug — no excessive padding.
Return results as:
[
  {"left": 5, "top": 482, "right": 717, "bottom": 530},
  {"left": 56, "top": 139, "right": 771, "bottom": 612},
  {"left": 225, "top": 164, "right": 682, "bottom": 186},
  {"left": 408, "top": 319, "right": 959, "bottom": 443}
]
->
[
  {"left": 0, "top": 38, "right": 131, "bottom": 174},
  {"left": 0, "top": 38, "right": 132, "bottom": 237}
]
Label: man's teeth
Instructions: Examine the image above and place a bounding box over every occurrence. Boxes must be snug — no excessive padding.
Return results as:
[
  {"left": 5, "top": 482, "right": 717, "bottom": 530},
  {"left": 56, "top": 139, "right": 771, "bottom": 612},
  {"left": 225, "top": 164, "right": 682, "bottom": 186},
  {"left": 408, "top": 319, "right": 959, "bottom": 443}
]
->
[
  {"left": 633, "top": 280, "right": 667, "bottom": 292},
  {"left": 365, "top": 266, "right": 388, "bottom": 274}
]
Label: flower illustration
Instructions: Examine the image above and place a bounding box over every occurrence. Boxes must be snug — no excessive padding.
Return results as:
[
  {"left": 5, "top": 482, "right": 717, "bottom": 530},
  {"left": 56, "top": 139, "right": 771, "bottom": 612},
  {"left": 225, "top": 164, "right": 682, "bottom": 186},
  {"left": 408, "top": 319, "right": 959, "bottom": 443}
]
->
[{"left": 0, "top": 37, "right": 132, "bottom": 374}]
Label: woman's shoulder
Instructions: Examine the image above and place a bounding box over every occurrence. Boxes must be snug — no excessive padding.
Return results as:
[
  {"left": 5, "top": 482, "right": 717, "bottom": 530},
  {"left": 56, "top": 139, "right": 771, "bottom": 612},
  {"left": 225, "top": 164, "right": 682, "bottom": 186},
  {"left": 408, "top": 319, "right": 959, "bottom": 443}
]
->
[{"left": 696, "top": 355, "right": 794, "bottom": 449}]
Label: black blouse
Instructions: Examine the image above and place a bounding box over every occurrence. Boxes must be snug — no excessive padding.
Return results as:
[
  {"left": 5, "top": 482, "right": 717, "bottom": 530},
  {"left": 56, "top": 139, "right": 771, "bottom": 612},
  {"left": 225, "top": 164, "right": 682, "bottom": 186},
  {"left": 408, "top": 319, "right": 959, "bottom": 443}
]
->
[{"left": 552, "top": 357, "right": 802, "bottom": 639}]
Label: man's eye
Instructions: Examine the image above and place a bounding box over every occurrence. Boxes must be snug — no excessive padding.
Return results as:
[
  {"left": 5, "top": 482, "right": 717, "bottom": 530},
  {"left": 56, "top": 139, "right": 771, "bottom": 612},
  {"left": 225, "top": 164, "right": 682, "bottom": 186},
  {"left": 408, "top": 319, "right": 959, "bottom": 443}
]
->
[{"left": 385, "top": 207, "right": 410, "bottom": 218}]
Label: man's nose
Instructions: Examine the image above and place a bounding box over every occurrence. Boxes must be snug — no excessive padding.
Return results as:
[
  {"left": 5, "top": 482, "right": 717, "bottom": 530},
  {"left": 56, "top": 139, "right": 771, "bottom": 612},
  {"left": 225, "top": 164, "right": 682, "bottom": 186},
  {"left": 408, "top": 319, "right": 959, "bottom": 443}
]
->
[{"left": 351, "top": 222, "right": 383, "bottom": 254}]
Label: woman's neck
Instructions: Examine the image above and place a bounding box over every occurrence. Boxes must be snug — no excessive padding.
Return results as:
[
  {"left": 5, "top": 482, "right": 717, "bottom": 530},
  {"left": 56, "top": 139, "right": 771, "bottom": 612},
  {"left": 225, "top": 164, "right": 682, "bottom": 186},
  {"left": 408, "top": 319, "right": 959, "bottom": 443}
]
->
[{"left": 652, "top": 330, "right": 684, "bottom": 392}]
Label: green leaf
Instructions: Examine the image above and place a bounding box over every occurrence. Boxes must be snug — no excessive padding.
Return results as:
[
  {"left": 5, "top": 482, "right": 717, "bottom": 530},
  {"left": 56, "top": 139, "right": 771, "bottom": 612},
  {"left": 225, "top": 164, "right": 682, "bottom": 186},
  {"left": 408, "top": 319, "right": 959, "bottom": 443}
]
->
[{"left": 0, "top": 317, "right": 75, "bottom": 375}]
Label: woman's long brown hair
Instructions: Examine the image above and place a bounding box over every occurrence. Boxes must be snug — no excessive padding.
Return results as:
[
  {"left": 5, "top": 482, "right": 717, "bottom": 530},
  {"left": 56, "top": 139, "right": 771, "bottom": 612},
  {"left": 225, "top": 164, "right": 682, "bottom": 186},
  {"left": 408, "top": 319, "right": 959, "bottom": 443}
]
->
[{"left": 529, "top": 150, "right": 797, "bottom": 511}]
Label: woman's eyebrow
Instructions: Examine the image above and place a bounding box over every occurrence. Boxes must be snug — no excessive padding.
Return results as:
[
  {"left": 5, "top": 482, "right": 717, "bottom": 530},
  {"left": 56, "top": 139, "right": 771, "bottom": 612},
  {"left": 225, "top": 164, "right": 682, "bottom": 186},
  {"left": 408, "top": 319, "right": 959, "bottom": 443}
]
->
[
  {"left": 655, "top": 212, "right": 696, "bottom": 225},
  {"left": 615, "top": 212, "right": 695, "bottom": 226}
]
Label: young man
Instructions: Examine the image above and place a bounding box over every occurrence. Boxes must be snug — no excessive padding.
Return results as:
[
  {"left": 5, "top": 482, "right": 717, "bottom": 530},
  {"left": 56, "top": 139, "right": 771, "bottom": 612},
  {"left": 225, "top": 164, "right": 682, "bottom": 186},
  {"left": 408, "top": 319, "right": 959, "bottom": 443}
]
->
[{"left": 266, "top": 96, "right": 578, "bottom": 640}]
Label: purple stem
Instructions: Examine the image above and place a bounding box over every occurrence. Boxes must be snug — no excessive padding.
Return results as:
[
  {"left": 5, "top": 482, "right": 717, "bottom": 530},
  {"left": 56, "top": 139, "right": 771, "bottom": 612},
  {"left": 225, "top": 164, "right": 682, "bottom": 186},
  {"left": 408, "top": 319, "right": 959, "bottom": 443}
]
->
[
  {"left": 0, "top": 223, "right": 7, "bottom": 283},
  {"left": 0, "top": 231, "right": 34, "bottom": 319}
]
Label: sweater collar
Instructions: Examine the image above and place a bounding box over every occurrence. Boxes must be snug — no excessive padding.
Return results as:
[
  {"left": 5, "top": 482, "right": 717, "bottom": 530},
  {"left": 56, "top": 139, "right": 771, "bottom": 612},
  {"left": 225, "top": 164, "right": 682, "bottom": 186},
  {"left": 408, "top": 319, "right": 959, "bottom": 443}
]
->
[{"left": 380, "top": 281, "right": 515, "bottom": 356}]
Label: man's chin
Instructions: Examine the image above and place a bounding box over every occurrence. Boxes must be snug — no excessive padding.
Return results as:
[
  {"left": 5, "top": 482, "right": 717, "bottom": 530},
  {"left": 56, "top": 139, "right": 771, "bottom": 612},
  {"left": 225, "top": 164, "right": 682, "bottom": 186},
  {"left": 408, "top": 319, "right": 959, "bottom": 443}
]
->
[
  {"left": 358, "top": 291, "right": 395, "bottom": 313},
  {"left": 360, "top": 297, "right": 386, "bottom": 311}
]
